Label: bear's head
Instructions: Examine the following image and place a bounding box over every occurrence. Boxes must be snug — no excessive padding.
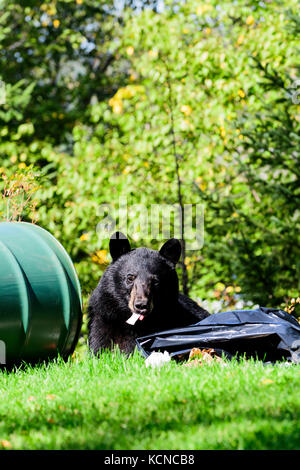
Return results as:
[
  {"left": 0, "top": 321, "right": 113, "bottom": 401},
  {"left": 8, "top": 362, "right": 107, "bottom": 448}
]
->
[{"left": 106, "top": 232, "right": 181, "bottom": 324}]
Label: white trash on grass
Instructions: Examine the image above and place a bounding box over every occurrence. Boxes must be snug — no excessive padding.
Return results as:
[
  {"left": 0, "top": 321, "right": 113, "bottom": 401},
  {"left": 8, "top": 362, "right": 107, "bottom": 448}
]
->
[{"left": 145, "top": 351, "right": 171, "bottom": 369}]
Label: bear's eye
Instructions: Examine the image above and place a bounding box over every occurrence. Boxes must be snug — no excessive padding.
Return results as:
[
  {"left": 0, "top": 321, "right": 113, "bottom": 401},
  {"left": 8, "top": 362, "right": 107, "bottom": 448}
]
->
[{"left": 126, "top": 274, "right": 136, "bottom": 283}]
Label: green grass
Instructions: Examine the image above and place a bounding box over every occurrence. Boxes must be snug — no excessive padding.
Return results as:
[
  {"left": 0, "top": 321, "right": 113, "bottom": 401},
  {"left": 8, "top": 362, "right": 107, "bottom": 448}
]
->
[{"left": 0, "top": 351, "right": 299, "bottom": 450}]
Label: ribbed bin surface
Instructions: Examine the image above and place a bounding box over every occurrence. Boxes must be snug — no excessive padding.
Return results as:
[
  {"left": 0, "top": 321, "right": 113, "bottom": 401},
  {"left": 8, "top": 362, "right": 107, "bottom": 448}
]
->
[{"left": 0, "top": 222, "right": 82, "bottom": 365}]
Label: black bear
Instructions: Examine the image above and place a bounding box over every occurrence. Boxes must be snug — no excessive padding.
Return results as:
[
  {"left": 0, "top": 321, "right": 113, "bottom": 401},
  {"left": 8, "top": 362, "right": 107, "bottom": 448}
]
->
[{"left": 88, "top": 232, "right": 209, "bottom": 354}]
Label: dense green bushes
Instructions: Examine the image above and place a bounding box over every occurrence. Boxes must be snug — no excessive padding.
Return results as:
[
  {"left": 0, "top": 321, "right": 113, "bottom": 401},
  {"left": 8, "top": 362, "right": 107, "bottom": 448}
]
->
[{"left": 0, "top": 0, "right": 299, "bottom": 315}]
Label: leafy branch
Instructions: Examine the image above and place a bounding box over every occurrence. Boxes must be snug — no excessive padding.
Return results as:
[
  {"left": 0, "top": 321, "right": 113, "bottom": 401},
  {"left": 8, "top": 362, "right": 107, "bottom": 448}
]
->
[
  {"left": 161, "top": 54, "right": 189, "bottom": 296},
  {"left": 0, "top": 165, "right": 41, "bottom": 223}
]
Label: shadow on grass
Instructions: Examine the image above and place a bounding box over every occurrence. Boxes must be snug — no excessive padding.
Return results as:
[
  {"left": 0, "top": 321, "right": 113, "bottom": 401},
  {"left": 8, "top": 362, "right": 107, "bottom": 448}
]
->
[{"left": 1, "top": 399, "right": 299, "bottom": 450}]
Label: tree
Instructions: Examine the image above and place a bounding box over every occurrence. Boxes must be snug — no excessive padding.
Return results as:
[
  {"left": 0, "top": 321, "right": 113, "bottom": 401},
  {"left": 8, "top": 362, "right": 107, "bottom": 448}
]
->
[
  {"left": 205, "top": 52, "right": 300, "bottom": 306},
  {"left": 1, "top": 0, "right": 299, "bottom": 312},
  {"left": 0, "top": 0, "right": 126, "bottom": 147},
  {"left": 94, "top": 0, "right": 299, "bottom": 307}
]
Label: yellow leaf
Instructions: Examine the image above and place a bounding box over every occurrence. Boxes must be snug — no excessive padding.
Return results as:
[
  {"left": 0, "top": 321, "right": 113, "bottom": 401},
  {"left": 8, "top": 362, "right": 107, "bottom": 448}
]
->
[
  {"left": 27, "top": 396, "right": 36, "bottom": 402},
  {"left": 46, "top": 394, "right": 56, "bottom": 400},
  {"left": 196, "top": 4, "right": 213, "bottom": 15},
  {"left": 148, "top": 50, "right": 158, "bottom": 58},
  {"left": 180, "top": 105, "right": 192, "bottom": 116},
  {"left": 112, "top": 100, "right": 123, "bottom": 114},
  {"left": 236, "top": 35, "right": 244, "bottom": 45},
  {"left": 0, "top": 440, "right": 12, "bottom": 449},
  {"left": 47, "top": 6, "right": 57, "bottom": 15},
  {"left": 126, "top": 46, "right": 134, "bottom": 56},
  {"left": 246, "top": 15, "right": 255, "bottom": 25},
  {"left": 260, "top": 378, "right": 274, "bottom": 385},
  {"left": 225, "top": 286, "right": 234, "bottom": 293},
  {"left": 92, "top": 249, "right": 109, "bottom": 266},
  {"left": 80, "top": 233, "right": 89, "bottom": 241},
  {"left": 215, "top": 282, "right": 225, "bottom": 291}
]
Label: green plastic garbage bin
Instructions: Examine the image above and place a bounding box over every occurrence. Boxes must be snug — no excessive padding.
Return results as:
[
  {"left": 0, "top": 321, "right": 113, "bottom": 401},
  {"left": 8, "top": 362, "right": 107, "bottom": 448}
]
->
[{"left": 0, "top": 222, "right": 82, "bottom": 365}]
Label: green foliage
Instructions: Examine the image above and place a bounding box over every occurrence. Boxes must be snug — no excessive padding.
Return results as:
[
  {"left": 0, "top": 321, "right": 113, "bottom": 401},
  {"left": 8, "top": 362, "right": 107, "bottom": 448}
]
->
[
  {"left": 0, "top": 0, "right": 299, "bottom": 312},
  {"left": 0, "top": 164, "right": 41, "bottom": 222},
  {"left": 0, "top": 0, "right": 125, "bottom": 143},
  {"left": 117, "top": 0, "right": 300, "bottom": 307}
]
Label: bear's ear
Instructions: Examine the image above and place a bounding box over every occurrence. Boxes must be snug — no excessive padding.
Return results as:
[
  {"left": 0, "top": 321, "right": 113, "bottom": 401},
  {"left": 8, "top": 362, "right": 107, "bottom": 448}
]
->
[
  {"left": 109, "top": 232, "right": 131, "bottom": 262},
  {"left": 159, "top": 238, "right": 181, "bottom": 265}
]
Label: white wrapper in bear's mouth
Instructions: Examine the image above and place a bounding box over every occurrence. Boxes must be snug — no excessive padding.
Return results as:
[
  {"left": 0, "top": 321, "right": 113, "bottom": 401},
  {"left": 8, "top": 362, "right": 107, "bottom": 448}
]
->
[{"left": 126, "top": 312, "right": 144, "bottom": 325}]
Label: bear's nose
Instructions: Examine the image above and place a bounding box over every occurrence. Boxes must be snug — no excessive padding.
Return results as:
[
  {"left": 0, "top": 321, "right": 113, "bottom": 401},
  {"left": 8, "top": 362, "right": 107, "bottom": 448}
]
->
[{"left": 134, "top": 300, "right": 148, "bottom": 313}]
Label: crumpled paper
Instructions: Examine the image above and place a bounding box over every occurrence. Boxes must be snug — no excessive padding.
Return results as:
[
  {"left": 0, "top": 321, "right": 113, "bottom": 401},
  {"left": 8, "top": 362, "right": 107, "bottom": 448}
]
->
[{"left": 145, "top": 351, "right": 171, "bottom": 369}]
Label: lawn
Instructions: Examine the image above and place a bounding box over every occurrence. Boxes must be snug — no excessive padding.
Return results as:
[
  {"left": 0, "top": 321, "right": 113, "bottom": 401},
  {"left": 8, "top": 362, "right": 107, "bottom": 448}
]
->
[{"left": 0, "top": 350, "right": 299, "bottom": 450}]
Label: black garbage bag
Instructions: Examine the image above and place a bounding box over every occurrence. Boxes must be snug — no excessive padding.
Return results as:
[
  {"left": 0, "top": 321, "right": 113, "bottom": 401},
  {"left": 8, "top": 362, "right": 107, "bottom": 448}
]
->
[{"left": 136, "top": 307, "right": 300, "bottom": 363}]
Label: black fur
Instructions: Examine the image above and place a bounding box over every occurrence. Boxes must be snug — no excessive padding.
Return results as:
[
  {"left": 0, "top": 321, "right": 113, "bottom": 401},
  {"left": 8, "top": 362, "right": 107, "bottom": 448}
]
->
[{"left": 88, "top": 233, "right": 209, "bottom": 354}]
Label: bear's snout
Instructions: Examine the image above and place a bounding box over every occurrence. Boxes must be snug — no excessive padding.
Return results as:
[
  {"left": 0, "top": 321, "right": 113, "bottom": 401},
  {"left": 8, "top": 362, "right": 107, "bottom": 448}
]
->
[
  {"left": 128, "top": 278, "right": 153, "bottom": 317},
  {"left": 133, "top": 298, "right": 148, "bottom": 314}
]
